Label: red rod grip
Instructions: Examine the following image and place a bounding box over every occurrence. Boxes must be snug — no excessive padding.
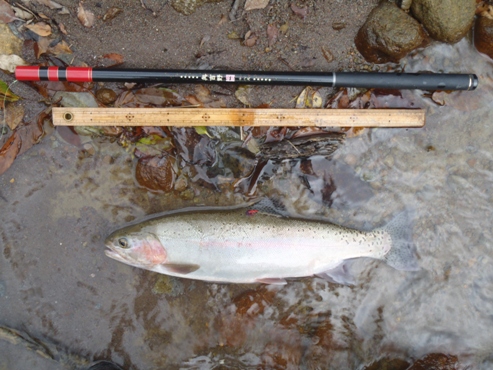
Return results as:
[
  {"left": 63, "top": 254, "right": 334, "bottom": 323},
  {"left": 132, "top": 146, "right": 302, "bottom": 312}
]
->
[
  {"left": 15, "top": 66, "right": 93, "bottom": 82},
  {"left": 15, "top": 66, "right": 40, "bottom": 81}
]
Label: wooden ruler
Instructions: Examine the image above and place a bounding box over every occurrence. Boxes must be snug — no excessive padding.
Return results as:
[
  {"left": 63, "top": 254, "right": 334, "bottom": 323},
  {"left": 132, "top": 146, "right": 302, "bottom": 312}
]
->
[{"left": 52, "top": 107, "right": 425, "bottom": 127}]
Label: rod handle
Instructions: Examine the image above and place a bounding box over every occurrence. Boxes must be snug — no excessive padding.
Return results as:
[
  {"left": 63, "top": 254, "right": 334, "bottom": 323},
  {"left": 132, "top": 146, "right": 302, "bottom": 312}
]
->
[
  {"left": 15, "top": 66, "right": 92, "bottom": 82},
  {"left": 335, "top": 72, "right": 478, "bottom": 91}
]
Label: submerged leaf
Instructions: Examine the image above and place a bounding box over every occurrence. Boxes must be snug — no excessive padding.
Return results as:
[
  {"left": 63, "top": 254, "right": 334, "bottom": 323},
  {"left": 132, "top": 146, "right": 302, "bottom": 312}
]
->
[
  {"left": 235, "top": 85, "right": 253, "bottom": 106},
  {"left": 296, "top": 87, "right": 322, "bottom": 108},
  {"left": 194, "top": 126, "right": 212, "bottom": 138}
]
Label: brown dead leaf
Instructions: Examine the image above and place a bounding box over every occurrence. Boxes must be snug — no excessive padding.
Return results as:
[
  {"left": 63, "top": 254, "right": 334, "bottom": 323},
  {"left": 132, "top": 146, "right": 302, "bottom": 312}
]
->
[
  {"left": 103, "top": 7, "right": 122, "bottom": 21},
  {"left": 12, "top": 6, "right": 34, "bottom": 20},
  {"left": 244, "top": 0, "right": 270, "bottom": 11},
  {"left": 185, "top": 95, "right": 203, "bottom": 106},
  {"left": 33, "top": 0, "right": 69, "bottom": 13},
  {"left": 244, "top": 34, "right": 257, "bottom": 47},
  {"left": 0, "top": 0, "right": 17, "bottom": 23},
  {"left": 480, "top": 5, "right": 493, "bottom": 19},
  {"left": 296, "top": 87, "right": 322, "bottom": 108},
  {"left": 101, "top": 53, "right": 124, "bottom": 66},
  {"left": 0, "top": 116, "right": 45, "bottom": 175},
  {"left": 185, "top": 85, "right": 225, "bottom": 108},
  {"left": 267, "top": 24, "right": 278, "bottom": 47},
  {"left": 26, "top": 22, "right": 52, "bottom": 37},
  {"left": 200, "top": 35, "right": 211, "bottom": 47},
  {"left": 235, "top": 85, "right": 253, "bottom": 106},
  {"left": 34, "top": 37, "right": 51, "bottom": 58},
  {"left": 431, "top": 91, "right": 446, "bottom": 106},
  {"left": 0, "top": 132, "right": 21, "bottom": 175},
  {"left": 321, "top": 46, "right": 334, "bottom": 63},
  {"left": 34, "top": 0, "right": 64, "bottom": 10},
  {"left": 291, "top": 3, "right": 308, "bottom": 19},
  {"left": 49, "top": 40, "right": 72, "bottom": 55},
  {"left": 77, "top": 2, "right": 95, "bottom": 28},
  {"left": 217, "top": 14, "right": 227, "bottom": 26},
  {"left": 59, "top": 22, "right": 67, "bottom": 35},
  {"left": 5, "top": 104, "right": 24, "bottom": 130}
]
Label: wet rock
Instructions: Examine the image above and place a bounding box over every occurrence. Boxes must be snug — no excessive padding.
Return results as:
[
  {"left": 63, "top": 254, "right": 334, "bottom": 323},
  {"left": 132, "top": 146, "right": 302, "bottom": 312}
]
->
[
  {"left": 135, "top": 156, "right": 175, "bottom": 192},
  {"left": 364, "top": 357, "right": 410, "bottom": 370},
  {"left": 95, "top": 88, "right": 117, "bottom": 105},
  {"left": 398, "top": 0, "right": 412, "bottom": 11},
  {"left": 411, "top": 0, "right": 476, "bottom": 43},
  {"left": 170, "top": 0, "right": 224, "bottom": 15},
  {"left": 474, "top": 12, "right": 493, "bottom": 60},
  {"left": 408, "top": 353, "right": 458, "bottom": 369},
  {"left": 355, "top": 2, "right": 429, "bottom": 63}
]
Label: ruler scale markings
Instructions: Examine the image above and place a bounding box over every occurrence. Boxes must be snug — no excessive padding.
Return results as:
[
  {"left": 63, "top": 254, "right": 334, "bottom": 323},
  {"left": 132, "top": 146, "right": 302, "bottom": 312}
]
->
[{"left": 52, "top": 108, "right": 425, "bottom": 127}]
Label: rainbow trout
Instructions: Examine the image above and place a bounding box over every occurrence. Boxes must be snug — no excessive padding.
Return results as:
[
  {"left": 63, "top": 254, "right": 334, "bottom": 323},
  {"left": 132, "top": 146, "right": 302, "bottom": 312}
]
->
[{"left": 105, "top": 204, "right": 418, "bottom": 285}]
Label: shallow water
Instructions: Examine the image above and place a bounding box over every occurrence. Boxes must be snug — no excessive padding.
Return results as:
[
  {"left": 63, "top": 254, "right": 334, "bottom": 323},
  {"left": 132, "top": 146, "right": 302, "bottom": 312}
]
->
[{"left": 1, "top": 39, "right": 493, "bottom": 369}]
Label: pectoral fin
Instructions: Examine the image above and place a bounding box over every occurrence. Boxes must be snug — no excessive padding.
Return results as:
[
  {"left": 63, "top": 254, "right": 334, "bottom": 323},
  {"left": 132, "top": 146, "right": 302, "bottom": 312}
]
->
[
  {"left": 256, "top": 277, "right": 287, "bottom": 285},
  {"left": 162, "top": 263, "right": 200, "bottom": 274}
]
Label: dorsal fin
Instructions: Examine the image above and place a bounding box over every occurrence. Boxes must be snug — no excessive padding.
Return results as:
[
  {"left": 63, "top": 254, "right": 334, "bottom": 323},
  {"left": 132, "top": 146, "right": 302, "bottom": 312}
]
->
[{"left": 247, "top": 197, "right": 291, "bottom": 218}]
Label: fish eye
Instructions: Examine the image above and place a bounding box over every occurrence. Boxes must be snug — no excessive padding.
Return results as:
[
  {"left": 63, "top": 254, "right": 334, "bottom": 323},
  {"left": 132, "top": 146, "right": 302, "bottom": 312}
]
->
[{"left": 118, "top": 238, "right": 129, "bottom": 249}]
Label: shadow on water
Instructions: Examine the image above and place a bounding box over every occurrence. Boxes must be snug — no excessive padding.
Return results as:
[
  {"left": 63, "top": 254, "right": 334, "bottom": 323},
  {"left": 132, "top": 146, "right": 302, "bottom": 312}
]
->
[{"left": 1, "top": 38, "right": 493, "bottom": 369}]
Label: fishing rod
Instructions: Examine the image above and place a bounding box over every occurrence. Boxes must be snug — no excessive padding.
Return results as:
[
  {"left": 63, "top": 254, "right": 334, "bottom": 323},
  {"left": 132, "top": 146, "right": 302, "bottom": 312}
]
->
[{"left": 15, "top": 66, "right": 478, "bottom": 91}]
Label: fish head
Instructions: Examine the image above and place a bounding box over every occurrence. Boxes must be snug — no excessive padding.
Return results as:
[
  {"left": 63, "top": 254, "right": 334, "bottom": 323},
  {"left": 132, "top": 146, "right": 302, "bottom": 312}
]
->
[{"left": 105, "top": 227, "right": 167, "bottom": 268}]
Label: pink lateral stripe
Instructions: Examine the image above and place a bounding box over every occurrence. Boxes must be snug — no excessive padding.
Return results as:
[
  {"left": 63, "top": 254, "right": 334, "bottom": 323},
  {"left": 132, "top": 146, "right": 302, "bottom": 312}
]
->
[{"left": 66, "top": 67, "right": 92, "bottom": 82}]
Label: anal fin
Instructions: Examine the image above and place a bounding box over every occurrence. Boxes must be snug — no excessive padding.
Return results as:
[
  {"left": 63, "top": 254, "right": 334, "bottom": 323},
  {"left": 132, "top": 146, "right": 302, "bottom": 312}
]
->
[
  {"left": 256, "top": 277, "right": 287, "bottom": 285},
  {"left": 316, "top": 261, "right": 355, "bottom": 286}
]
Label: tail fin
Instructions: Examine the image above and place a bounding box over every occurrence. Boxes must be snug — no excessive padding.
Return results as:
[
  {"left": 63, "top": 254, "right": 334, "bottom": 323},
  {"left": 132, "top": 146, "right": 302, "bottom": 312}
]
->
[{"left": 383, "top": 210, "right": 420, "bottom": 271}]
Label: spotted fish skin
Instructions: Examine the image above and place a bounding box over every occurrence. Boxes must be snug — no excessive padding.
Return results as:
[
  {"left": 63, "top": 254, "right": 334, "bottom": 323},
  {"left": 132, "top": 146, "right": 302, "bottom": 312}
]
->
[{"left": 105, "top": 206, "right": 418, "bottom": 284}]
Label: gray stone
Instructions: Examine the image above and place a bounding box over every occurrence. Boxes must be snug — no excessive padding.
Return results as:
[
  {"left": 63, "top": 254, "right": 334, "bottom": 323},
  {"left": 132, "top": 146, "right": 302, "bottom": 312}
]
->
[
  {"left": 355, "top": 2, "right": 429, "bottom": 63},
  {"left": 411, "top": 0, "right": 476, "bottom": 43}
]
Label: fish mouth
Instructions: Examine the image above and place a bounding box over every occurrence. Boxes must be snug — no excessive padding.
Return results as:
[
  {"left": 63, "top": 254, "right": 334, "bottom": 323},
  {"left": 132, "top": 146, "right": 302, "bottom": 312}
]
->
[{"left": 104, "top": 241, "right": 128, "bottom": 263}]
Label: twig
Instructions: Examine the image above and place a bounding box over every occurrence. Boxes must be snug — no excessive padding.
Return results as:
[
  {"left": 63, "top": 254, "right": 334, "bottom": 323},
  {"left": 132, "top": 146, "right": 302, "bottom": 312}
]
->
[{"left": 229, "top": 0, "right": 244, "bottom": 21}]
